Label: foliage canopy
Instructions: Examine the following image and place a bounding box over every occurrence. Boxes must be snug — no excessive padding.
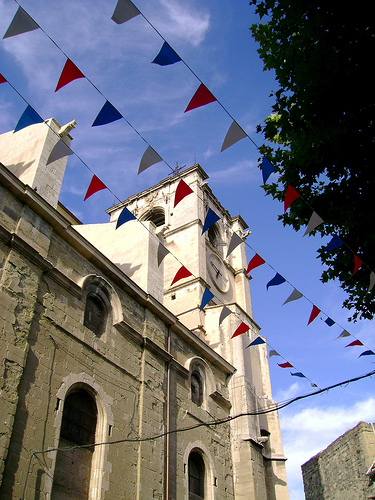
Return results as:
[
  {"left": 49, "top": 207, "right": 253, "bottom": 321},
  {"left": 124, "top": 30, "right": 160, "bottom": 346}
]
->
[{"left": 250, "top": 1, "right": 375, "bottom": 321}]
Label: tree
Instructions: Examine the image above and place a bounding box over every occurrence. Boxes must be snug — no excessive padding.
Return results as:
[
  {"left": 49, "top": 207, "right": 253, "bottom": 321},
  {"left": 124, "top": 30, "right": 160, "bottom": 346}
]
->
[{"left": 250, "top": 1, "right": 375, "bottom": 321}]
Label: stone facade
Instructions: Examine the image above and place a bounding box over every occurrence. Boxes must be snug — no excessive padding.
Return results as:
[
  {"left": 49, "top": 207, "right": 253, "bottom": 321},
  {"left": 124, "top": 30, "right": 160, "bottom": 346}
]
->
[
  {"left": 302, "top": 421, "right": 375, "bottom": 500},
  {"left": 0, "top": 119, "right": 288, "bottom": 499}
]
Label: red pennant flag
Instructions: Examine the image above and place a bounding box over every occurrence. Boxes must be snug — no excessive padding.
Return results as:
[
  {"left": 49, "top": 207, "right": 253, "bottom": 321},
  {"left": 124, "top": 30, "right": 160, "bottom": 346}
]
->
[
  {"left": 307, "top": 305, "right": 320, "bottom": 325},
  {"left": 0, "top": 74, "right": 6, "bottom": 84},
  {"left": 174, "top": 179, "right": 193, "bottom": 208},
  {"left": 353, "top": 255, "right": 363, "bottom": 275},
  {"left": 246, "top": 254, "right": 265, "bottom": 275},
  {"left": 345, "top": 339, "right": 363, "bottom": 347},
  {"left": 278, "top": 362, "right": 293, "bottom": 368},
  {"left": 55, "top": 59, "right": 85, "bottom": 92},
  {"left": 184, "top": 83, "right": 216, "bottom": 113},
  {"left": 171, "top": 266, "right": 192, "bottom": 286},
  {"left": 284, "top": 184, "right": 300, "bottom": 212},
  {"left": 231, "top": 322, "right": 249, "bottom": 339},
  {"left": 84, "top": 175, "right": 107, "bottom": 201}
]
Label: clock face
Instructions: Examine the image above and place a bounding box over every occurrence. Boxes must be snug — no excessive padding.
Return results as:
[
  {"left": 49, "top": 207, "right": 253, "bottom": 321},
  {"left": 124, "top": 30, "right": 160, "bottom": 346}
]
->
[{"left": 208, "top": 254, "right": 230, "bottom": 293}]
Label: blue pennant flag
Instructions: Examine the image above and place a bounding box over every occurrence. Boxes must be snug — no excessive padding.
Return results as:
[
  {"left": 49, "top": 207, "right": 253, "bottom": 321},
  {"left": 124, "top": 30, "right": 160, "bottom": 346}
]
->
[
  {"left": 152, "top": 42, "right": 182, "bottom": 66},
  {"left": 325, "top": 317, "right": 335, "bottom": 327},
  {"left": 202, "top": 208, "right": 220, "bottom": 234},
  {"left": 92, "top": 100, "right": 122, "bottom": 127},
  {"left": 200, "top": 288, "right": 214, "bottom": 311},
  {"left": 359, "top": 350, "right": 375, "bottom": 358},
  {"left": 262, "top": 156, "right": 275, "bottom": 184},
  {"left": 291, "top": 372, "right": 306, "bottom": 378},
  {"left": 266, "top": 272, "right": 286, "bottom": 291},
  {"left": 14, "top": 105, "right": 43, "bottom": 133},
  {"left": 323, "top": 235, "right": 344, "bottom": 252},
  {"left": 247, "top": 337, "right": 265, "bottom": 348},
  {"left": 116, "top": 207, "right": 136, "bottom": 229}
]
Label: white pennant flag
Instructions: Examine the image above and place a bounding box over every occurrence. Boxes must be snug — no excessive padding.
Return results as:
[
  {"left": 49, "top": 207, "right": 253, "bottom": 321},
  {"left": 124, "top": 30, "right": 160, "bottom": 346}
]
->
[
  {"left": 304, "top": 211, "right": 324, "bottom": 237},
  {"left": 221, "top": 121, "right": 247, "bottom": 152},
  {"left": 138, "top": 146, "right": 162, "bottom": 174},
  {"left": 46, "top": 140, "right": 73, "bottom": 165}
]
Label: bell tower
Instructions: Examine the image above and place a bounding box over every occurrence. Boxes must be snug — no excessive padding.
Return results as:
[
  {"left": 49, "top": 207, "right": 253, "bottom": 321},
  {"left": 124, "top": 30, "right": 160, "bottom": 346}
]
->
[{"left": 105, "top": 164, "right": 289, "bottom": 500}]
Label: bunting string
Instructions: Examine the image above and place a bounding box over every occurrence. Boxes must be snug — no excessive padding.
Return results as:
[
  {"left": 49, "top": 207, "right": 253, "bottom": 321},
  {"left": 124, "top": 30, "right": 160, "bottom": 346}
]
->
[
  {"left": 1, "top": 1, "right": 374, "bottom": 387},
  {"left": 4, "top": 0, "right": 374, "bottom": 292}
]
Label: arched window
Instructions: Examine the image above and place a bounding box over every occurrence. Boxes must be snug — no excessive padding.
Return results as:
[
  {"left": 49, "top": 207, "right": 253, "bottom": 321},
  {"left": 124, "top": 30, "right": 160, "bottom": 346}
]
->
[
  {"left": 191, "top": 371, "right": 203, "bottom": 406},
  {"left": 143, "top": 207, "right": 165, "bottom": 227},
  {"left": 207, "top": 224, "right": 221, "bottom": 250},
  {"left": 84, "top": 294, "right": 107, "bottom": 336},
  {"left": 52, "top": 389, "right": 97, "bottom": 499},
  {"left": 189, "top": 451, "right": 205, "bottom": 499}
]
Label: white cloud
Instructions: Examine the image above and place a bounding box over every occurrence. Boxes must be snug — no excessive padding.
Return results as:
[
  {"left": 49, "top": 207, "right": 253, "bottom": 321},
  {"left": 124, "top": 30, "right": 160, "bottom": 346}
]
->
[
  {"left": 280, "top": 397, "right": 375, "bottom": 500},
  {"left": 157, "top": 0, "right": 210, "bottom": 46},
  {"left": 209, "top": 159, "right": 258, "bottom": 184}
]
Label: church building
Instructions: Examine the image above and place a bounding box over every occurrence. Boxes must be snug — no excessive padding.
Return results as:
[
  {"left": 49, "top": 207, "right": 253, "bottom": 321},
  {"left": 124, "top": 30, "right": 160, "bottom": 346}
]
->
[{"left": 0, "top": 118, "right": 288, "bottom": 499}]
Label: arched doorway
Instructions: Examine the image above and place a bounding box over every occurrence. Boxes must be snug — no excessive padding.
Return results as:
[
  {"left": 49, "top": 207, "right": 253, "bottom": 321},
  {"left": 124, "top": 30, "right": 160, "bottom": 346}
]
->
[{"left": 51, "top": 389, "right": 97, "bottom": 499}]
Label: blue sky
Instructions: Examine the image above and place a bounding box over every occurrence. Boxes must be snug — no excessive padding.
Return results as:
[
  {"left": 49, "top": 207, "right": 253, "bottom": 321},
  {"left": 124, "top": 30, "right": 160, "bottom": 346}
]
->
[{"left": 1, "top": 1, "right": 374, "bottom": 498}]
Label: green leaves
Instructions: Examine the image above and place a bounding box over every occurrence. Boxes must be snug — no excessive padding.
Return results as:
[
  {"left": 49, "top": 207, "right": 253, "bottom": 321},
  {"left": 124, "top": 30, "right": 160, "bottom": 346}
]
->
[{"left": 251, "top": 1, "right": 375, "bottom": 320}]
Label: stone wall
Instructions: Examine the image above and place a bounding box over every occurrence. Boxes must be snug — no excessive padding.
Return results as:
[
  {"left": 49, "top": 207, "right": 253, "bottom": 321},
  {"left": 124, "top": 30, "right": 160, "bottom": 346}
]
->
[{"left": 302, "top": 421, "right": 375, "bottom": 500}]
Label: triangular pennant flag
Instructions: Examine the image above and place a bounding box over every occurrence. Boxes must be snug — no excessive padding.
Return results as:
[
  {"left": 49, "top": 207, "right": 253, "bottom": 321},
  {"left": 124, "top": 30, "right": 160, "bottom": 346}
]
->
[
  {"left": 152, "top": 41, "right": 182, "bottom": 66},
  {"left": 0, "top": 74, "right": 7, "bottom": 84},
  {"left": 92, "top": 100, "right": 122, "bottom": 127},
  {"left": 116, "top": 207, "right": 136, "bottom": 229},
  {"left": 226, "top": 232, "right": 243, "bottom": 258},
  {"left": 3, "top": 6, "right": 39, "bottom": 39},
  {"left": 311, "top": 382, "right": 318, "bottom": 388},
  {"left": 345, "top": 339, "right": 363, "bottom": 347},
  {"left": 184, "top": 83, "right": 216, "bottom": 113},
  {"left": 262, "top": 156, "right": 275, "bottom": 184},
  {"left": 111, "top": 0, "right": 141, "bottom": 24},
  {"left": 221, "top": 121, "right": 247, "bottom": 152},
  {"left": 46, "top": 139, "right": 73, "bottom": 165},
  {"left": 369, "top": 272, "right": 375, "bottom": 292},
  {"left": 84, "top": 175, "right": 107, "bottom": 201},
  {"left": 55, "top": 59, "right": 85, "bottom": 92},
  {"left": 278, "top": 362, "right": 293, "bottom": 368},
  {"left": 246, "top": 254, "right": 265, "bottom": 275},
  {"left": 359, "top": 350, "right": 375, "bottom": 357},
  {"left": 200, "top": 288, "right": 214, "bottom": 311},
  {"left": 291, "top": 372, "right": 306, "bottom": 378},
  {"left": 247, "top": 337, "right": 265, "bottom": 347},
  {"left": 284, "top": 184, "right": 300, "bottom": 212},
  {"left": 14, "top": 105, "right": 44, "bottom": 133},
  {"left": 231, "top": 322, "right": 249, "bottom": 339},
  {"left": 202, "top": 208, "right": 220, "bottom": 234},
  {"left": 304, "top": 211, "right": 324, "bottom": 236},
  {"left": 323, "top": 235, "right": 344, "bottom": 252},
  {"left": 138, "top": 146, "right": 163, "bottom": 174},
  {"left": 307, "top": 305, "right": 320, "bottom": 325},
  {"left": 157, "top": 243, "right": 169, "bottom": 267},
  {"left": 174, "top": 179, "right": 193, "bottom": 208},
  {"left": 171, "top": 266, "right": 192, "bottom": 286},
  {"left": 335, "top": 330, "right": 350, "bottom": 340},
  {"left": 269, "top": 350, "right": 280, "bottom": 358},
  {"left": 353, "top": 255, "right": 363, "bottom": 275},
  {"left": 219, "top": 306, "right": 232, "bottom": 324},
  {"left": 325, "top": 317, "right": 335, "bottom": 327},
  {"left": 266, "top": 273, "right": 286, "bottom": 291},
  {"left": 283, "top": 288, "right": 303, "bottom": 305}
]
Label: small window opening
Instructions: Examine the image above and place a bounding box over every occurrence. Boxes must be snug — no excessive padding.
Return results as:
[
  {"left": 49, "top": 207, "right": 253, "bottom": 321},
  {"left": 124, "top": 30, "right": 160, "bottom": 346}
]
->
[
  {"left": 84, "top": 294, "right": 107, "bottom": 336},
  {"left": 207, "top": 224, "right": 220, "bottom": 250},
  {"left": 143, "top": 207, "right": 165, "bottom": 227},
  {"left": 189, "top": 451, "right": 205, "bottom": 499},
  {"left": 191, "top": 371, "right": 203, "bottom": 406}
]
